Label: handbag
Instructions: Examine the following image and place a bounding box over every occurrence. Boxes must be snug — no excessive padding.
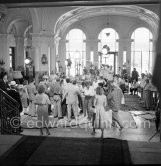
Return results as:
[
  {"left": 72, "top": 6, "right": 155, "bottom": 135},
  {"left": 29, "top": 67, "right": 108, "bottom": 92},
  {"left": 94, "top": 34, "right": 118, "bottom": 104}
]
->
[{"left": 90, "top": 106, "right": 96, "bottom": 113}]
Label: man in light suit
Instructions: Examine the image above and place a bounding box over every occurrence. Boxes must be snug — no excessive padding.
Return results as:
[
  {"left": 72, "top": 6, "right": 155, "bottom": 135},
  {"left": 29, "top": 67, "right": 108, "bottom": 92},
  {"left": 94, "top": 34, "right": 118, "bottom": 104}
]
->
[
  {"left": 64, "top": 78, "right": 80, "bottom": 122},
  {"left": 49, "top": 78, "right": 62, "bottom": 118}
]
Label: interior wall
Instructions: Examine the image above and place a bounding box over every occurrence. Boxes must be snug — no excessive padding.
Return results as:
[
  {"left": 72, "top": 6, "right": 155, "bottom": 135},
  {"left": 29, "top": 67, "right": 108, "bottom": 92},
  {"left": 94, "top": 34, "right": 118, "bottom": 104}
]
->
[{"left": 0, "top": 4, "right": 159, "bottom": 75}]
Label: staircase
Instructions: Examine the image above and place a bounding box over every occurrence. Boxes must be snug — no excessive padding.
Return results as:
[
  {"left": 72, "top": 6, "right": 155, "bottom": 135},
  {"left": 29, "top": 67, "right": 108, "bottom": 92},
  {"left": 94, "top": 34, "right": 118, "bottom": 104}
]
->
[{"left": 0, "top": 88, "right": 20, "bottom": 135}]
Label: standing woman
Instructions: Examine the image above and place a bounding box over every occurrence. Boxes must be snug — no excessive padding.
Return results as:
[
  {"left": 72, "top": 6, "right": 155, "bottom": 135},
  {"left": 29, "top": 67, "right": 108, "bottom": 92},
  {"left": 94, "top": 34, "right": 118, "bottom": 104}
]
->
[
  {"left": 22, "top": 80, "right": 29, "bottom": 114},
  {"left": 92, "top": 87, "right": 108, "bottom": 138},
  {"left": 34, "top": 85, "right": 51, "bottom": 135}
]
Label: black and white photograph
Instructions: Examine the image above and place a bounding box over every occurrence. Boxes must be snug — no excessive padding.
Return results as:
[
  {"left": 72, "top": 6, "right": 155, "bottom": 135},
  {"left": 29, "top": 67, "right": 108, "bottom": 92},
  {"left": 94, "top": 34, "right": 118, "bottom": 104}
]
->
[{"left": 0, "top": 0, "right": 161, "bottom": 165}]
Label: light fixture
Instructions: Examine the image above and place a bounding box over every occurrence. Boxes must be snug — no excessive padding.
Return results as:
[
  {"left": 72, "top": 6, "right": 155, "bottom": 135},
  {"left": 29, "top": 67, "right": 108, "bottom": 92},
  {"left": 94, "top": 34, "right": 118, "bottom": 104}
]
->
[
  {"left": 102, "top": 45, "right": 110, "bottom": 55},
  {"left": 24, "top": 58, "right": 31, "bottom": 65}
]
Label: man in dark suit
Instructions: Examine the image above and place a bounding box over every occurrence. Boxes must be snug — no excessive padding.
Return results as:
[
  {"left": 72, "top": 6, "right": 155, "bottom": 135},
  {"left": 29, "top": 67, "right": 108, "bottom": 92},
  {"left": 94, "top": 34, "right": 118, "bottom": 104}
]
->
[
  {"left": 7, "top": 81, "right": 23, "bottom": 112},
  {"left": 131, "top": 68, "right": 139, "bottom": 83},
  {"left": 0, "top": 72, "right": 10, "bottom": 91}
]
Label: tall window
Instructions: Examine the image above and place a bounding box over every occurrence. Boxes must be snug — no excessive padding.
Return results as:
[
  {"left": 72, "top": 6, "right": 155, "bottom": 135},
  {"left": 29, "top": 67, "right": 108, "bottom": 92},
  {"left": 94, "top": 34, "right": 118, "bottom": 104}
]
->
[
  {"left": 66, "top": 29, "right": 86, "bottom": 76},
  {"left": 131, "top": 27, "right": 153, "bottom": 75},
  {"left": 9, "top": 47, "right": 15, "bottom": 70},
  {"left": 98, "top": 28, "right": 119, "bottom": 72}
]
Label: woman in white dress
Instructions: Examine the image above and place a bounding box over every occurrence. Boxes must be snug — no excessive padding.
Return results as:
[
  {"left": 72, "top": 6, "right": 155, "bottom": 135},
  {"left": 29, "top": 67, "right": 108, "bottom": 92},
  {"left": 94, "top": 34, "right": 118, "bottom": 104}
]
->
[
  {"left": 34, "top": 85, "right": 51, "bottom": 135},
  {"left": 92, "top": 86, "right": 109, "bottom": 138}
]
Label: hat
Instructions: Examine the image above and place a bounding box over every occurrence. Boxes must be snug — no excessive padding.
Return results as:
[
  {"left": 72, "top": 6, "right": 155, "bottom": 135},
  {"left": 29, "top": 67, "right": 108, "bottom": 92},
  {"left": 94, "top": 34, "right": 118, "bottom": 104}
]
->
[{"left": 10, "top": 81, "right": 17, "bottom": 87}]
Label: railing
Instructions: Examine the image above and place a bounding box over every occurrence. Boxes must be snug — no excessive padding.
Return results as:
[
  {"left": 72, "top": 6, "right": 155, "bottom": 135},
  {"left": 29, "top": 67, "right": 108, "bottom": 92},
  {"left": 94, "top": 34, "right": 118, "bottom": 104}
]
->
[{"left": 0, "top": 88, "right": 20, "bottom": 135}]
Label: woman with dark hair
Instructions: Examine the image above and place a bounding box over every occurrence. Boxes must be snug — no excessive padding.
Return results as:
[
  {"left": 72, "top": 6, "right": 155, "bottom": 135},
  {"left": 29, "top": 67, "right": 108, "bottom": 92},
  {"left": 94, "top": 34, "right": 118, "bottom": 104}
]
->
[{"left": 34, "top": 85, "right": 51, "bottom": 135}]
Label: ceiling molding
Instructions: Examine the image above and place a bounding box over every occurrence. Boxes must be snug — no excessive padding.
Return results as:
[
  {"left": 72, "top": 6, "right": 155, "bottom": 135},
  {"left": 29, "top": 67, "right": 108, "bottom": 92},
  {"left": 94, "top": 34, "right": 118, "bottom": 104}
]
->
[
  {"left": 54, "top": 5, "right": 159, "bottom": 38},
  {"left": 1, "top": 0, "right": 161, "bottom": 8}
]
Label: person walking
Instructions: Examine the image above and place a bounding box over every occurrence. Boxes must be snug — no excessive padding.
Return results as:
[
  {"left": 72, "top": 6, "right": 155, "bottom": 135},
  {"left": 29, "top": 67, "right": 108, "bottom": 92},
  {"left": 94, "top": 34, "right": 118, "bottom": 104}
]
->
[
  {"left": 91, "top": 87, "right": 109, "bottom": 138},
  {"left": 107, "top": 84, "right": 124, "bottom": 130},
  {"left": 34, "top": 85, "right": 51, "bottom": 136}
]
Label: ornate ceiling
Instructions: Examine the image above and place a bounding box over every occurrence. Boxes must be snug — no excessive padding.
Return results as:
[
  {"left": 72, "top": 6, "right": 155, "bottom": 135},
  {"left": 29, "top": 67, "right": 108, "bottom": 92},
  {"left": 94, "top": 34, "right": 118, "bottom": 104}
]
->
[{"left": 54, "top": 5, "right": 159, "bottom": 38}]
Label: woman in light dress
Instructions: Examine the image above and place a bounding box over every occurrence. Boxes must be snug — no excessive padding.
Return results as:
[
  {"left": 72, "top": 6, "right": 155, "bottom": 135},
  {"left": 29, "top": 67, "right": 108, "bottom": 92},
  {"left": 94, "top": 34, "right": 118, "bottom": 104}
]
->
[
  {"left": 21, "top": 80, "right": 29, "bottom": 114},
  {"left": 92, "top": 86, "right": 109, "bottom": 138},
  {"left": 34, "top": 85, "right": 51, "bottom": 136}
]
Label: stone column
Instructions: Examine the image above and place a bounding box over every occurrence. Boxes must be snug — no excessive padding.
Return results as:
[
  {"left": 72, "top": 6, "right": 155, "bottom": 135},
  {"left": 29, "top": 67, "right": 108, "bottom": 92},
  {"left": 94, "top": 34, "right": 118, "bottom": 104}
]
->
[
  {"left": 59, "top": 39, "right": 66, "bottom": 73},
  {"left": 0, "top": 33, "right": 9, "bottom": 70},
  {"left": 50, "top": 44, "right": 56, "bottom": 74},
  {"left": 151, "top": 39, "right": 157, "bottom": 73},
  {"left": 117, "top": 38, "right": 133, "bottom": 76},
  {"left": 85, "top": 39, "right": 91, "bottom": 69},
  {"left": 15, "top": 36, "right": 25, "bottom": 69}
]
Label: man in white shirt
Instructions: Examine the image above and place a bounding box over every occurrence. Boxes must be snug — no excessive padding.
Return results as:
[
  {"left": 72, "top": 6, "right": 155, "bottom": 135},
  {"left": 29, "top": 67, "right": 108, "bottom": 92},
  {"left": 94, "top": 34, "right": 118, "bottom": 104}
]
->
[
  {"left": 64, "top": 78, "right": 80, "bottom": 122},
  {"left": 83, "top": 81, "right": 96, "bottom": 120}
]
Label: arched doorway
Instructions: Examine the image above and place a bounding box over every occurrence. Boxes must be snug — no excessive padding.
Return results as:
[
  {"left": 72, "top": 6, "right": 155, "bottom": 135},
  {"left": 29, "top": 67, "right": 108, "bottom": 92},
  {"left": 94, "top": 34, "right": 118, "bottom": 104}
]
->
[
  {"left": 66, "top": 29, "right": 86, "bottom": 77},
  {"left": 131, "top": 27, "right": 153, "bottom": 75},
  {"left": 98, "top": 28, "right": 119, "bottom": 73}
]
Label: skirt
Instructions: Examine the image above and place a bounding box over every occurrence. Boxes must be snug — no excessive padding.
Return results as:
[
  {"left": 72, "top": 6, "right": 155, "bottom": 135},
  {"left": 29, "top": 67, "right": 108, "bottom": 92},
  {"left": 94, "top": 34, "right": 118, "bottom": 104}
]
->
[
  {"left": 37, "top": 105, "right": 49, "bottom": 128},
  {"left": 94, "top": 105, "right": 111, "bottom": 129}
]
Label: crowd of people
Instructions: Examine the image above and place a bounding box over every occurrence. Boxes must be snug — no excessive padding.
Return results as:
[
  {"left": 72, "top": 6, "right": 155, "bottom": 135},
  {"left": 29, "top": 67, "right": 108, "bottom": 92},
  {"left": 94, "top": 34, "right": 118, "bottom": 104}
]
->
[{"left": 0, "top": 66, "right": 158, "bottom": 136}]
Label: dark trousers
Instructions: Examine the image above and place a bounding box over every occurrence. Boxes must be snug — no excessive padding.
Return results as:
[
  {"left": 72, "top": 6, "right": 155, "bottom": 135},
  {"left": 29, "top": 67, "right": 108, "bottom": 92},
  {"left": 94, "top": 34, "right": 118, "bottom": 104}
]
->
[{"left": 130, "top": 88, "right": 138, "bottom": 95}]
